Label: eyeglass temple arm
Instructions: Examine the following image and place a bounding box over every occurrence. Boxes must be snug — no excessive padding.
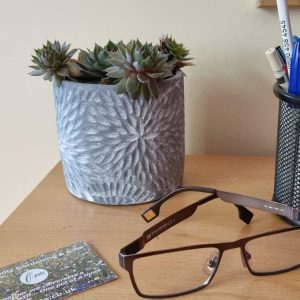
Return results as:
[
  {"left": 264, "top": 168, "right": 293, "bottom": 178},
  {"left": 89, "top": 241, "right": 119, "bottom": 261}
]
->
[
  {"left": 141, "top": 186, "right": 253, "bottom": 224},
  {"left": 120, "top": 194, "right": 217, "bottom": 260},
  {"left": 217, "top": 191, "right": 300, "bottom": 222}
]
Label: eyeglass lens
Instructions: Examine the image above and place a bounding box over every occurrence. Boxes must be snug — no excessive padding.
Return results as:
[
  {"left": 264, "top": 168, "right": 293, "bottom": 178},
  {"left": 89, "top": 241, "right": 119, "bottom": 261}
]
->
[
  {"left": 133, "top": 247, "right": 220, "bottom": 296},
  {"left": 245, "top": 229, "right": 300, "bottom": 274}
]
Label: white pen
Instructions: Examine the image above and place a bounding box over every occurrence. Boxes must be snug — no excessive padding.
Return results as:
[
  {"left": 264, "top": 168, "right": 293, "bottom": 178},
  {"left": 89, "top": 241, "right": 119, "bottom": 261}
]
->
[
  {"left": 265, "top": 48, "right": 289, "bottom": 90},
  {"left": 276, "top": 0, "right": 294, "bottom": 76}
]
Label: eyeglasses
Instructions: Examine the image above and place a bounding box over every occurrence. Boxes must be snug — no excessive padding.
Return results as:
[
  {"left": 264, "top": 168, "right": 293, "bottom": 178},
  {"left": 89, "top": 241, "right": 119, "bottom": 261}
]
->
[{"left": 119, "top": 186, "right": 300, "bottom": 298}]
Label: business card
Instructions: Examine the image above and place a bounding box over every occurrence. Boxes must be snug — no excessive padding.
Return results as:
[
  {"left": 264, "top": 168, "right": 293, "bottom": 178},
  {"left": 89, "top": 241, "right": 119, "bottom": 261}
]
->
[{"left": 0, "top": 241, "right": 117, "bottom": 300}]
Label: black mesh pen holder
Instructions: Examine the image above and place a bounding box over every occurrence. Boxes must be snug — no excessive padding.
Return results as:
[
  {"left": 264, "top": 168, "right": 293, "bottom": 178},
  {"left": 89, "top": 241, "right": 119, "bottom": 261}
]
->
[{"left": 273, "top": 83, "right": 300, "bottom": 224}]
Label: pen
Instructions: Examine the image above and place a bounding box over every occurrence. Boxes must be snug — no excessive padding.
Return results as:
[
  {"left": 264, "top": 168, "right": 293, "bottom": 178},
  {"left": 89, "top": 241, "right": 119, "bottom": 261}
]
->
[
  {"left": 265, "top": 47, "right": 289, "bottom": 91},
  {"left": 293, "top": 35, "right": 299, "bottom": 43},
  {"left": 276, "top": 0, "right": 294, "bottom": 76},
  {"left": 275, "top": 46, "right": 288, "bottom": 76},
  {"left": 288, "top": 38, "right": 300, "bottom": 95}
]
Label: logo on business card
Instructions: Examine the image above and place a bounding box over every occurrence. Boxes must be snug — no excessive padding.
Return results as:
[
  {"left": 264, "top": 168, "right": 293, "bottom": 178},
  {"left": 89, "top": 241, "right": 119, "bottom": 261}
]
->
[{"left": 20, "top": 268, "right": 49, "bottom": 285}]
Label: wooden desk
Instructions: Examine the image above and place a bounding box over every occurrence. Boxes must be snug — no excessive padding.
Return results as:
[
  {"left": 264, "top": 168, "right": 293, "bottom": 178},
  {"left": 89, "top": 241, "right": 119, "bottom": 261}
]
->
[{"left": 0, "top": 156, "right": 298, "bottom": 299}]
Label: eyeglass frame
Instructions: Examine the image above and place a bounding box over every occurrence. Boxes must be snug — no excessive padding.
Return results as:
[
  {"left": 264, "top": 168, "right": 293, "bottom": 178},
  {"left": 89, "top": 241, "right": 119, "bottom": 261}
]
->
[{"left": 119, "top": 186, "right": 300, "bottom": 298}]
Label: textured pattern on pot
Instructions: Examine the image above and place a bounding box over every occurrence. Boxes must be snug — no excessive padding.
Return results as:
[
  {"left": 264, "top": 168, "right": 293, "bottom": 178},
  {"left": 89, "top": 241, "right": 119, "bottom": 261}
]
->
[{"left": 53, "top": 71, "right": 185, "bottom": 205}]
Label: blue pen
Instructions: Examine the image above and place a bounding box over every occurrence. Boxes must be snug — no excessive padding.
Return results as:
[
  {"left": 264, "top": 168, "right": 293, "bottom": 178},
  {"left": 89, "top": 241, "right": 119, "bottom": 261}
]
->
[
  {"left": 293, "top": 35, "right": 298, "bottom": 43},
  {"left": 288, "top": 38, "right": 300, "bottom": 95}
]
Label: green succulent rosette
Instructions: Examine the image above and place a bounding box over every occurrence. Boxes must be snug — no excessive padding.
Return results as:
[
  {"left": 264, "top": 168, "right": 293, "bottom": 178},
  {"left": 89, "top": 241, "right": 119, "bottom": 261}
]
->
[
  {"left": 29, "top": 40, "right": 81, "bottom": 86},
  {"left": 105, "top": 40, "right": 174, "bottom": 100}
]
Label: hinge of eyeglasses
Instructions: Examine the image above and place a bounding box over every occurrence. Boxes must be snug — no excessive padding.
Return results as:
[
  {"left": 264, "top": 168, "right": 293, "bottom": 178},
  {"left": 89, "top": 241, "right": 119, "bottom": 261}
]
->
[{"left": 119, "top": 253, "right": 126, "bottom": 268}]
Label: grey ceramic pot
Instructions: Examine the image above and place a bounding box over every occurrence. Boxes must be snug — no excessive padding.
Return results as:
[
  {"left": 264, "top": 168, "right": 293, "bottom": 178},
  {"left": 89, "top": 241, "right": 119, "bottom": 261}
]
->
[{"left": 53, "top": 71, "right": 185, "bottom": 205}]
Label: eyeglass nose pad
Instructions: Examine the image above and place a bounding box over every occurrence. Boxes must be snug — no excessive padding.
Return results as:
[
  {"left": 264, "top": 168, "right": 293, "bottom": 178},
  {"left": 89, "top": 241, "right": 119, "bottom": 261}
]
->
[
  {"left": 241, "top": 247, "right": 252, "bottom": 268},
  {"left": 202, "top": 251, "right": 219, "bottom": 276}
]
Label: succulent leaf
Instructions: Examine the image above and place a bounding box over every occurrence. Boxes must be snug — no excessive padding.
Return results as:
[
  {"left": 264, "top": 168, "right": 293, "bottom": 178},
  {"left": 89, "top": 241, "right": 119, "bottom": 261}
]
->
[
  {"left": 137, "top": 73, "right": 147, "bottom": 83},
  {"left": 104, "top": 40, "right": 118, "bottom": 52},
  {"left": 141, "top": 83, "right": 151, "bottom": 101},
  {"left": 148, "top": 78, "right": 159, "bottom": 98},
  {"left": 116, "top": 79, "right": 127, "bottom": 94},
  {"left": 105, "top": 66, "right": 125, "bottom": 78},
  {"left": 130, "top": 82, "right": 141, "bottom": 100},
  {"left": 126, "top": 74, "right": 139, "bottom": 94},
  {"left": 29, "top": 69, "right": 46, "bottom": 76}
]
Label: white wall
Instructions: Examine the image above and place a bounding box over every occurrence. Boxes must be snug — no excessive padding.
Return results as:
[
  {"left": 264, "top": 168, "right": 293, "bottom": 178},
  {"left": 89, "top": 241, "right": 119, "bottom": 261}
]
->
[{"left": 0, "top": 0, "right": 299, "bottom": 224}]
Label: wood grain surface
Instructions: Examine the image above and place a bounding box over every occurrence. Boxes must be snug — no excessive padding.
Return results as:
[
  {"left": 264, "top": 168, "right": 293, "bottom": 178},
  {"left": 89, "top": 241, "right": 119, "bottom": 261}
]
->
[{"left": 0, "top": 155, "right": 299, "bottom": 299}]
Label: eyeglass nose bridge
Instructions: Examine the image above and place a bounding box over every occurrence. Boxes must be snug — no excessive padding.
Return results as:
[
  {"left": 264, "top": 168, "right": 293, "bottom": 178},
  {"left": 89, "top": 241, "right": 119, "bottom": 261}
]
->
[
  {"left": 220, "top": 240, "right": 243, "bottom": 251},
  {"left": 200, "top": 245, "right": 235, "bottom": 278}
]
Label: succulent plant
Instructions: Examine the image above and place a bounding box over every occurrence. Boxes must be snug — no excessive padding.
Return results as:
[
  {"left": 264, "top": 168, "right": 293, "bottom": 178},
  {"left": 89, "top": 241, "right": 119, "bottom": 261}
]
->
[
  {"left": 29, "top": 40, "right": 81, "bottom": 86},
  {"left": 105, "top": 40, "right": 174, "bottom": 100},
  {"left": 29, "top": 36, "right": 193, "bottom": 98},
  {"left": 159, "top": 35, "right": 193, "bottom": 69},
  {"left": 78, "top": 40, "right": 118, "bottom": 81}
]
